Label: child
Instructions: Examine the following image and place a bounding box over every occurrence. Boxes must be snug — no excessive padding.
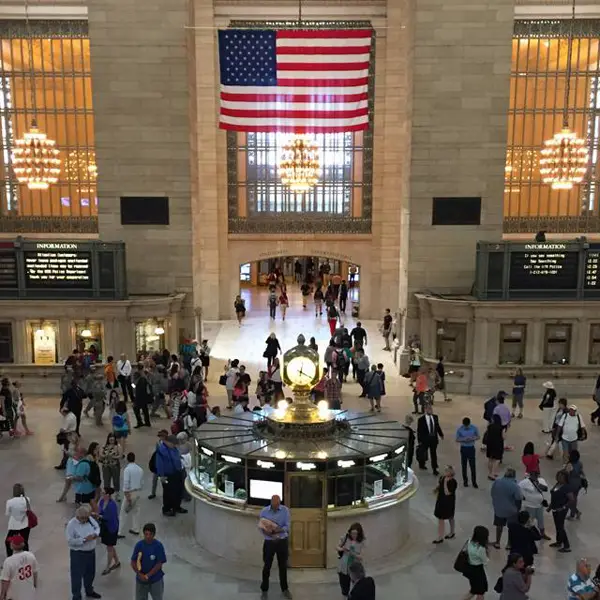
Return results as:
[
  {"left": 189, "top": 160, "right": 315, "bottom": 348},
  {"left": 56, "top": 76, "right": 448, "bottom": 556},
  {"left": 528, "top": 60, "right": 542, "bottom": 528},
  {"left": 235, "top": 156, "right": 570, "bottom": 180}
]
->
[{"left": 522, "top": 442, "right": 540, "bottom": 475}]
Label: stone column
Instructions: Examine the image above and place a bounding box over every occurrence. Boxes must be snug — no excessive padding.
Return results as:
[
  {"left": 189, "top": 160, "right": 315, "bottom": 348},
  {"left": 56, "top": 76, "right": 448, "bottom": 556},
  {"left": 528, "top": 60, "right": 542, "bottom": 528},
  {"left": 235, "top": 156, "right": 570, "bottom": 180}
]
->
[{"left": 530, "top": 320, "right": 543, "bottom": 366}]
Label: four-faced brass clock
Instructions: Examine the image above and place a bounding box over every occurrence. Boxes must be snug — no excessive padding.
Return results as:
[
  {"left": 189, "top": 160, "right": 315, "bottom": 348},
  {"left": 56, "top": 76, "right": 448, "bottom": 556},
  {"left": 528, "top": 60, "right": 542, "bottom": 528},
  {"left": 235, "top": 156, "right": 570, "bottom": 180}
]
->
[{"left": 282, "top": 334, "right": 320, "bottom": 392}]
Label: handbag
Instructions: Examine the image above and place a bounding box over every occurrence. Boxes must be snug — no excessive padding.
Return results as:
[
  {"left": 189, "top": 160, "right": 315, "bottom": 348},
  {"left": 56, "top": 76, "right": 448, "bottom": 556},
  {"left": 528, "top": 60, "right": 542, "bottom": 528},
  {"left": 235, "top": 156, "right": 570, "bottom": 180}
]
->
[
  {"left": 219, "top": 374, "right": 227, "bottom": 386},
  {"left": 25, "top": 497, "right": 38, "bottom": 529},
  {"left": 453, "top": 541, "right": 469, "bottom": 574},
  {"left": 494, "top": 575, "right": 503, "bottom": 593},
  {"left": 337, "top": 533, "right": 348, "bottom": 559},
  {"left": 577, "top": 415, "right": 587, "bottom": 441}
]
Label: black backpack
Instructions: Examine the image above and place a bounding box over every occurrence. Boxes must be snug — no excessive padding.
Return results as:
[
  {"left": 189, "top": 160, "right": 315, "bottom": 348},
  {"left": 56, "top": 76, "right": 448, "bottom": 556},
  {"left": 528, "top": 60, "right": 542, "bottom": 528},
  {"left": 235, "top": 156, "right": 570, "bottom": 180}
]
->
[{"left": 149, "top": 450, "right": 157, "bottom": 474}]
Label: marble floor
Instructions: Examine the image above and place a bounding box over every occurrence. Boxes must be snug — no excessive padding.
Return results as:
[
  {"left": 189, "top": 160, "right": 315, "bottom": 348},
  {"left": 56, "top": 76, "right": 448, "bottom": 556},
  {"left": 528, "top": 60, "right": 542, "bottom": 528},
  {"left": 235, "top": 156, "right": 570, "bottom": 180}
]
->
[{"left": 2, "top": 286, "right": 599, "bottom": 600}]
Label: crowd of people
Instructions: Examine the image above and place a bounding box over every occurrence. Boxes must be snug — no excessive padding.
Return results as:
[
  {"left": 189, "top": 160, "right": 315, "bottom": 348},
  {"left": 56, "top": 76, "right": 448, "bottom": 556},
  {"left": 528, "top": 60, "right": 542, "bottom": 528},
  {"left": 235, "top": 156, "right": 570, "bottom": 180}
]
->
[{"left": 1, "top": 278, "right": 600, "bottom": 600}]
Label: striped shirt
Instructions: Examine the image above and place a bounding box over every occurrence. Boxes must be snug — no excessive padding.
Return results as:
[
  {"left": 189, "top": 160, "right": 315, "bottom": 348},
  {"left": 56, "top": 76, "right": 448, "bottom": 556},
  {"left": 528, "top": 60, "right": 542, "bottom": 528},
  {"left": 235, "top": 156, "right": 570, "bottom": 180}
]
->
[{"left": 568, "top": 573, "right": 595, "bottom": 600}]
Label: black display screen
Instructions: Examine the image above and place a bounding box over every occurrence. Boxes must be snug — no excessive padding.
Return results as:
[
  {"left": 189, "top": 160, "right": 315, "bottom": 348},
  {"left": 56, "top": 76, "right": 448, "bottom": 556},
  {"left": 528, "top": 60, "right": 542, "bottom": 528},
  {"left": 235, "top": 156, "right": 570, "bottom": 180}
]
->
[
  {"left": 0, "top": 251, "right": 17, "bottom": 288},
  {"left": 24, "top": 250, "right": 92, "bottom": 289},
  {"left": 584, "top": 246, "right": 600, "bottom": 289},
  {"left": 509, "top": 246, "right": 579, "bottom": 290}
]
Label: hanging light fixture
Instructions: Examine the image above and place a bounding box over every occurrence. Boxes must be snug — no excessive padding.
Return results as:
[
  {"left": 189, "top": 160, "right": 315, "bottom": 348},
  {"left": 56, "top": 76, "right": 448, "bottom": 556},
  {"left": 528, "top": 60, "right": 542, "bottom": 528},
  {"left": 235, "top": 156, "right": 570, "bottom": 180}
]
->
[
  {"left": 154, "top": 319, "right": 165, "bottom": 336},
  {"left": 11, "top": 0, "right": 61, "bottom": 190},
  {"left": 540, "top": 0, "right": 589, "bottom": 190},
  {"left": 278, "top": 135, "right": 321, "bottom": 191},
  {"left": 80, "top": 322, "right": 92, "bottom": 338}
]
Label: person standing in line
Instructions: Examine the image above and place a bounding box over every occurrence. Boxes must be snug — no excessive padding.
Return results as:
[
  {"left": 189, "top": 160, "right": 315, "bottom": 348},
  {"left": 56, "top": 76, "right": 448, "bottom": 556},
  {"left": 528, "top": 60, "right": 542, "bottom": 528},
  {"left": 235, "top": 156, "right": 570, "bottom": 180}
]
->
[
  {"left": 416, "top": 403, "right": 444, "bottom": 475},
  {"left": 118, "top": 452, "right": 144, "bottom": 537},
  {"left": 313, "top": 286, "right": 324, "bottom": 317},
  {"left": 263, "top": 335, "right": 281, "bottom": 370},
  {"left": 548, "top": 469, "right": 574, "bottom": 553},
  {"left": 156, "top": 436, "right": 186, "bottom": 517},
  {"left": 518, "top": 471, "right": 550, "bottom": 540},
  {"left": 131, "top": 523, "right": 167, "bottom": 600},
  {"left": 511, "top": 368, "right": 527, "bottom": 419},
  {"left": 539, "top": 381, "right": 556, "bottom": 433},
  {"left": 0, "top": 534, "right": 38, "bottom": 600},
  {"left": 462, "top": 525, "right": 489, "bottom": 600},
  {"left": 133, "top": 365, "right": 152, "bottom": 429},
  {"left": 66, "top": 505, "right": 101, "bottom": 600},
  {"left": 339, "top": 280, "right": 349, "bottom": 314},
  {"left": 258, "top": 495, "right": 292, "bottom": 600},
  {"left": 336, "top": 523, "right": 365, "bottom": 598},
  {"left": 4, "top": 484, "right": 32, "bottom": 556},
  {"left": 98, "top": 487, "right": 120, "bottom": 575},
  {"left": 148, "top": 430, "right": 168, "bottom": 500},
  {"left": 432, "top": 465, "right": 457, "bottom": 544},
  {"left": 278, "top": 287, "right": 289, "bottom": 321},
  {"left": 99, "top": 433, "right": 122, "bottom": 501},
  {"left": 268, "top": 288, "right": 278, "bottom": 320},
  {"left": 116, "top": 354, "right": 134, "bottom": 403},
  {"left": 381, "top": 309, "right": 393, "bottom": 351},
  {"left": 456, "top": 417, "right": 479, "bottom": 488},
  {"left": 557, "top": 405, "right": 587, "bottom": 463},
  {"left": 490, "top": 468, "right": 523, "bottom": 550}
]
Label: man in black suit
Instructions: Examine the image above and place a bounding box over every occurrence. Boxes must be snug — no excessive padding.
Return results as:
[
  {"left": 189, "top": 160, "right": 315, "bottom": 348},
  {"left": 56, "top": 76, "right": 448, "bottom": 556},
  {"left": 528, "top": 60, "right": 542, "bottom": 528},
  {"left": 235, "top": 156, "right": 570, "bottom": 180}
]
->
[{"left": 416, "top": 402, "right": 444, "bottom": 475}]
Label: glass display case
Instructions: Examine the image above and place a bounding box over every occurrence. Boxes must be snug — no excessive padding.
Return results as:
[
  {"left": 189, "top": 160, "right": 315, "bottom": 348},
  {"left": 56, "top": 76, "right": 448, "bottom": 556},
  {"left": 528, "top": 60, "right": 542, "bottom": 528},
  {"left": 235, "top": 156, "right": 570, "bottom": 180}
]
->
[{"left": 190, "top": 410, "right": 410, "bottom": 510}]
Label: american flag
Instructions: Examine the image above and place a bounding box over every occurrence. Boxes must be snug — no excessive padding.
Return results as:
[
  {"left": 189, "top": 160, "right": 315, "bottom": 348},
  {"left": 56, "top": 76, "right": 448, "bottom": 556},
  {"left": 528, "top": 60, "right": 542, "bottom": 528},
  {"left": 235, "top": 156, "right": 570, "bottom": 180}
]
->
[{"left": 218, "top": 29, "right": 372, "bottom": 133}]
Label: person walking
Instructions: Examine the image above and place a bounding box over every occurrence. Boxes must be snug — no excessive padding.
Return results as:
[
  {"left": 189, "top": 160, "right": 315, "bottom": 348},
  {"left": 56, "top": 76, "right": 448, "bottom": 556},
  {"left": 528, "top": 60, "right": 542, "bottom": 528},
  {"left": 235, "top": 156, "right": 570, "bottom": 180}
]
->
[
  {"left": 278, "top": 288, "right": 289, "bottom": 321},
  {"left": 263, "top": 335, "right": 281, "bottom": 370},
  {"left": 404, "top": 415, "right": 416, "bottom": 470},
  {"left": 565, "top": 449, "right": 585, "bottom": 520},
  {"left": 518, "top": 471, "right": 551, "bottom": 540},
  {"left": 116, "top": 354, "right": 134, "bottom": 403},
  {"left": 224, "top": 359, "right": 240, "bottom": 410},
  {"left": 498, "top": 553, "right": 533, "bottom": 600},
  {"left": 73, "top": 443, "right": 102, "bottom": 512},
  {"left": 66, "top": 505, "right": 101, "bottom": 600},
  {"left": 300, "top": 281, "right": 311, "bottom": 310},
  {"left": 234, "top": 295, "right": 246, "bottom": 326},
  {"left": 131, "top": 523, "right": 167, "bottom": 600},
  {"left": 549, "top": 469, "right": 573, "bottom": 553},
  {"left": 339, "top": 280, "right": 348, "bottom": 314},
  {"left": 327, "top": 303, "right": 339, "bottom": 337},
  {"left": 416, "top": 403, "right": 444, "bottom": 475},
  {"left": 462, "top": 525, "right": 489, "bottom": 600},
  {"left": 118, "top": 452, "right": 144, "bottom": 537},
  {"left": 432, "top": 465, "right": 457, "bottom": 544},
  {"left": 313, "top": 286, "right": 324, "bottom": 317},
  {"left": 484, "top": 414, "right": 505, "bottom": 481},
  {"left": 456, "top": 417, "right": 479, "bottom": 488},
  {"left": 435, "top": 356, "right": 449, "bottom": 402},
  {"left": 490, "top": 468, "right": 523, "bottom": 550},
  {"left": 381, "top": 309, "right": 393, "bottom": 351},
  {"left": 258, "top": 495, "right": 291, "bottom": 599},
  {"left": 336, "top": 523, "right": 365, "bottom": 598},
  {"left": 363, "top": 365, "right": 383, "bottom": 413},
  {"left": 199, "top": 339, "right": 211, "bottom": 381},
  {"left": 539, "top": 381, "right": 556, "bottom": 433},
  {"left": 268, "top": 288, "right": 278, "bottom": 320},
  {"left": 0, "top": 534, "right": 38, "bottom": 600},
  {"left": 4, "top": 484, "right": 32, "bottom": 556},
  {"left": 350, "top": 322, "right": 367, "bottom": 349},
  {"left": 99, "top": 433, "right": 122, "bottom": 500},
  {"left": 98, "top": 487, "right": 120, "bottom": 575},
  {"left": 156, "top": 436, "right": 186, "bottom": 517},
  {"left": 61, "top": 379, "right": 86, "bottom": 435},
  {"left": 133, "top": 366, "right": 152, "bottom": 429},
  {"left": 511, "top": 368, "right": 526, "bottom": 419}
]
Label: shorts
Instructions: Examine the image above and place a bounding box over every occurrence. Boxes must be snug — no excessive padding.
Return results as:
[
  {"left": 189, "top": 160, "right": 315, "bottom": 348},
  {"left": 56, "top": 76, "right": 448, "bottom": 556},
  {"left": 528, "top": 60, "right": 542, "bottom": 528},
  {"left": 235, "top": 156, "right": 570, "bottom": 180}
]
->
[
  {"left": 114, "top": 430, "right": 129, "bottom": 440},
  {"left": 512, "top": 394, "right": 524, "bottom": 409},
  {"left": 493, "top": 515, "right": 507, "bottom": 527},
  {"left": 75, "top": 491, "right": 95, "bottom": 505}
]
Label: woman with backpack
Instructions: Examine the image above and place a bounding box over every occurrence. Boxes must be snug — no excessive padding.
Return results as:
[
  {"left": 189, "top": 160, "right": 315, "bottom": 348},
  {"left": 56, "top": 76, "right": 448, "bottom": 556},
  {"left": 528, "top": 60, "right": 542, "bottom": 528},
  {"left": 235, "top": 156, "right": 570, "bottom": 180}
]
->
[
  {"left": 112, "top": 401, "right": 131, "bottom": 457},
  {"left": 327, "top": 303, "right": 339, "bottom": 337}
]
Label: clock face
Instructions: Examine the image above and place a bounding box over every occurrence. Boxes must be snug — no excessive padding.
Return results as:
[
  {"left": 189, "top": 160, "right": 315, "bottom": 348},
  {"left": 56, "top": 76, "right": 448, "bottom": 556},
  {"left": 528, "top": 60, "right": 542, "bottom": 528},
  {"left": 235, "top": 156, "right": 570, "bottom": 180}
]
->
[{"left": 285, "top": 356, "right": 318, "bottom": 388}]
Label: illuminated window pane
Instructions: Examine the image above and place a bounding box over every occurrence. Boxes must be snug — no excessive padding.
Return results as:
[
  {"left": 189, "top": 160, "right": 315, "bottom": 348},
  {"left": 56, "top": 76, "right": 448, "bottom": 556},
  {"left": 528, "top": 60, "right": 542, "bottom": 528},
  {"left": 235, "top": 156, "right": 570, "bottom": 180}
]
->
[{"left": 0, "top": 21, "right": 95, "bottom": 218}]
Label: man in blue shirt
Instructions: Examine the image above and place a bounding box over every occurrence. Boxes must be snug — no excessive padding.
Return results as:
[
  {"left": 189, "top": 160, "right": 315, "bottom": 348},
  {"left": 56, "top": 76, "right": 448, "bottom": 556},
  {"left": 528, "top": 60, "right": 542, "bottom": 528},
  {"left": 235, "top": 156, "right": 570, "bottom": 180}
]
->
[
  {"left": 131, "top": 522, "right": 167, "bottom": 600},
  {"left": 155, "top": 436, "right": 187, "bottom": 517},
  {"left": 455, "top": 417, "right": 480, "bottom": 488},
  {"left": 258, "top": 495, "right": 291, "bottom": 599}
]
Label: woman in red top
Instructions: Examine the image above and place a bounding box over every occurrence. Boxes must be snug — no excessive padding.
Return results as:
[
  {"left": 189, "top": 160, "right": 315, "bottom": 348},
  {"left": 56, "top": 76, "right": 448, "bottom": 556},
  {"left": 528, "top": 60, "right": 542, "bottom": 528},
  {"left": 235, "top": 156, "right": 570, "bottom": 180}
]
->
[
  {"left": 279, "top": 289, "right": 289, "bottom": 321},
  {"left": 521, "top": 441, "right": 540, "bottom": 474}
]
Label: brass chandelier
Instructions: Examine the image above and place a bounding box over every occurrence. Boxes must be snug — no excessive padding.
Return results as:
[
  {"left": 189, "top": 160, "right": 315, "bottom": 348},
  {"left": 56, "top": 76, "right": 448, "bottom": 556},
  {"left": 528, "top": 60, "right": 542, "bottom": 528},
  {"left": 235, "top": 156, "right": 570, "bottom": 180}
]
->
[
  {"left": 11, "top": 0, "right": 61, "bottom": 190},
  {"left": 278, "top": 135, "right": 321, "bottom": 192},
  {"left": 539, "top": 0, "right": 589, "bottom": 190}
]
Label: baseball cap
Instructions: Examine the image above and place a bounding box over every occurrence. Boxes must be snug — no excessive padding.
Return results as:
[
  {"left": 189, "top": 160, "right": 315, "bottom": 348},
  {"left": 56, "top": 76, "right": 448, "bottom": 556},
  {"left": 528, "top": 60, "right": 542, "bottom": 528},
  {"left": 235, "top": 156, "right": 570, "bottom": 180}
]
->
[
  {"left": 7, "top": 534, "right": 25, "bottom": 546},
  {"left": 569, "top": 404, "right": 578, "bottom": 411},
  {"left": 166, "top": 435, "right": 178, "bottom": 444}
]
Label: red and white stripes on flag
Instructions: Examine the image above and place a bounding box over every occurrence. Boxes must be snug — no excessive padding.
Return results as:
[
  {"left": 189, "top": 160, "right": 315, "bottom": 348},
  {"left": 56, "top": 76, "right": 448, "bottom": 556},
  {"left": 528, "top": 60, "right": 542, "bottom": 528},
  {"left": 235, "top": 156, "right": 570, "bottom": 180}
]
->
[{"left": 219, "top": 29, "right": 373, "bottom": 133}]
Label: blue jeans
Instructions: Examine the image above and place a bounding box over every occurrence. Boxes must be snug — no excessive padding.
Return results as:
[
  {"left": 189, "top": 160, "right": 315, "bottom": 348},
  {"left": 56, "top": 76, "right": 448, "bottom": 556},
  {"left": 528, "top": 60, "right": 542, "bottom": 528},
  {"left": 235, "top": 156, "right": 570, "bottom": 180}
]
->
[
  {"left": 527, "top": 505, "right": 545, "bottom": 531},
  {"left": 70, "top": 549, "right": 96, "bottom": 600},
  {"left": 460, "top": 446, "right": 477, "bottom": 485}
]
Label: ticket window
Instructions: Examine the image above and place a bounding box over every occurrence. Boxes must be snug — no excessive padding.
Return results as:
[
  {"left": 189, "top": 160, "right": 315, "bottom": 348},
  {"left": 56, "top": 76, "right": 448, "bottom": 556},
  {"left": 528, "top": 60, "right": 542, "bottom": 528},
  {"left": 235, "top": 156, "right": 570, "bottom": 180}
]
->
[
  {"left": 499, "top": 325, "right": 527, "bottom": 365},
  {"left": 28, "top": 321, "right": 59, "bottom": 365},
  {"left": 436, "top": 322, "right": 467, "bottom": 364},
  {"left": 135, "top": 320, "right": 166, "bottom": 357},
  {"left": 74, "top": 321, "right": 103, "bottom": 363},
  {"left": 589, "top": 324, "right": 600, "bottom": 364},
  {"left": 544, "top": 324, "right": 572, "bottom": 365}
]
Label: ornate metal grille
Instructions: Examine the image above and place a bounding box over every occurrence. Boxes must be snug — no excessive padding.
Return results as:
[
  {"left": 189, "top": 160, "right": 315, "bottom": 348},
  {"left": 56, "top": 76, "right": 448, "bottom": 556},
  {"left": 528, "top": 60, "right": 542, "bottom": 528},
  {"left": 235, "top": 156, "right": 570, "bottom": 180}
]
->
[
  {"left": 505, "top": 19, "right": 600, "bottom": 233},
  {"left": 0, "top": 20, "right": 97, "bottom": 232},
  {"left": 227, "top": 20, "right": 374, "bottom": 234}
]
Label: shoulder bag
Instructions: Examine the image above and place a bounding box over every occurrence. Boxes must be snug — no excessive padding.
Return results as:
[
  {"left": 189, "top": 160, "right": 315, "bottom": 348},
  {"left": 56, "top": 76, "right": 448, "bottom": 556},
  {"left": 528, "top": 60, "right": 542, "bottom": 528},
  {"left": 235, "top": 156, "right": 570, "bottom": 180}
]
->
[
  {"left": 577, "top": 415, "right": 588, "bottom": 441},
  {"left": 453, "top": 540, "right": 469, "bottom": 574},
  {"left": 25, "top": 496, "right": 38, "bottom": 529}
]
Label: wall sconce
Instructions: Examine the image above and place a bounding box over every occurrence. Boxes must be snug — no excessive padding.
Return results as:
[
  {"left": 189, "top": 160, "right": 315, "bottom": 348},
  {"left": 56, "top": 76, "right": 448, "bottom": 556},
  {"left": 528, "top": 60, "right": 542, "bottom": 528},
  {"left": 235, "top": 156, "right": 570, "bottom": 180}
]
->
[
  {"left": 80, "top": 321, "right": 92, "bottom": 338},
  {"left": 154, "top": 318, "right": 165, "bottom": 335}
]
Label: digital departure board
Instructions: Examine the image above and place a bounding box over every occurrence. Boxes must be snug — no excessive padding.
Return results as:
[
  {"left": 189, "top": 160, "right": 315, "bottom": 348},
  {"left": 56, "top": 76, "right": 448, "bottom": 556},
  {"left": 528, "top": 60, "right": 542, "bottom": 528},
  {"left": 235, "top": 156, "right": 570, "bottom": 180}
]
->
[
  {"left": 509, "top": 244, "right": 579, "bottom": 290},
  {"left": 0, "top": 239, "right": 127, "bottom": 300},
  {"left": 24, "top": 249, "right": 92, "bottom": 289},
  {"left": 584, "top": 246, "right": 600, "bottom": 289}
]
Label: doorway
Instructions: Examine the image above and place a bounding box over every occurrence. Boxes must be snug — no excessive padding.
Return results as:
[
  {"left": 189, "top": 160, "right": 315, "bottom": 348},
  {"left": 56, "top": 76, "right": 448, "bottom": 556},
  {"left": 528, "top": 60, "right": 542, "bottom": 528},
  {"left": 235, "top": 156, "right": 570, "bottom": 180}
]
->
[{"left": 286, "top": 472, "right": 326, "bottom": 568}]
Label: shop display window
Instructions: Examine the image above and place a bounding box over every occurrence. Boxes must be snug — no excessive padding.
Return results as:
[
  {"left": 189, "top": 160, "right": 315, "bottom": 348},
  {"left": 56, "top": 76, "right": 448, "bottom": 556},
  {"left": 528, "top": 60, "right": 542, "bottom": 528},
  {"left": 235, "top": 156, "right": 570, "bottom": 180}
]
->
[
  {"left": 74, "top": 321, "right": 102, "bottom": 363},
  {"left": 29, "top": 321, "right": 58, "bottom": 364},
  {"left": 135, "top": 320, "right": 165, "bottom": 357}
]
